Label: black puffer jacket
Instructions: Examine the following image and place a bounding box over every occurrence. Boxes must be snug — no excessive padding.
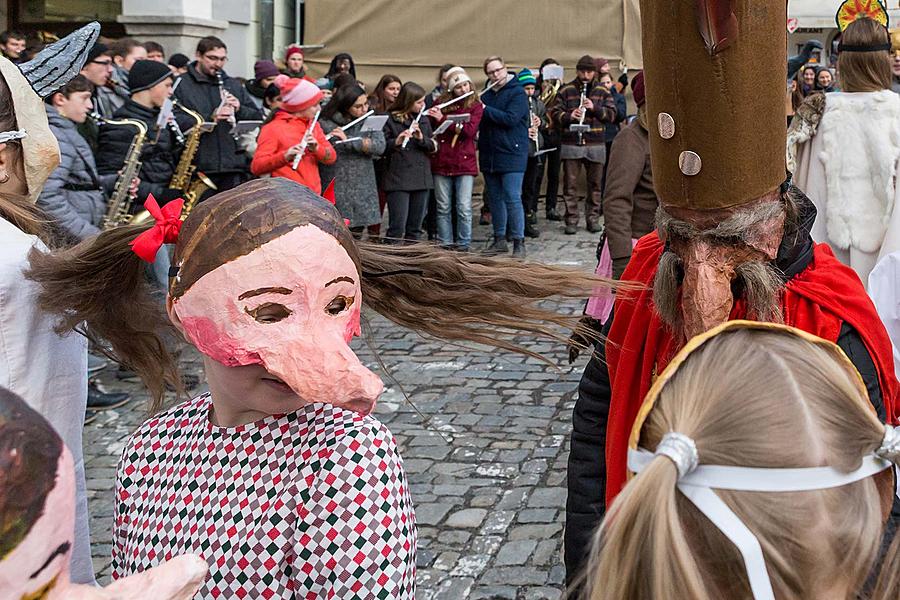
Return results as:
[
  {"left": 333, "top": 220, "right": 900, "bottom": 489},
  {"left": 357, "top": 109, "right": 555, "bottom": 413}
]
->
[
  {"left": 96, "top": 99, "right": 192, "bottom": 204},
  {"left": 173, "top": 63, "right": 263, "bottom": 174},
  {"left": 563, "top": 195, "right": 896, "bottom": 589}
]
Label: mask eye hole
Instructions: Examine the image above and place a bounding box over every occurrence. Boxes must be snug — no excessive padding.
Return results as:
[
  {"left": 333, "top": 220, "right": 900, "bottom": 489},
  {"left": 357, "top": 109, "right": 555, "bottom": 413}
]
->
[
  {"left": 245, "top": 302, "right": 292, "bottom": 323},
  {"left": 325, "top": 295, "right": 354, "bottom": 316}
]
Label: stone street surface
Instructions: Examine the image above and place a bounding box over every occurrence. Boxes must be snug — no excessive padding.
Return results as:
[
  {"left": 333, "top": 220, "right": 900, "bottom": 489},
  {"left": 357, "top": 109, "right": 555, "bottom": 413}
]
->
[{"left": 86, "top": 215, "right": 601, "bottom": 600}]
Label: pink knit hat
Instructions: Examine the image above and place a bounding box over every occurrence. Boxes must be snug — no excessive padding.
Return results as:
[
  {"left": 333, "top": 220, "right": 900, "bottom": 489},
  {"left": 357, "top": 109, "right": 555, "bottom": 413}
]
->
[{"left": 275, "top": 74, "right": 322, "bottom": 112}]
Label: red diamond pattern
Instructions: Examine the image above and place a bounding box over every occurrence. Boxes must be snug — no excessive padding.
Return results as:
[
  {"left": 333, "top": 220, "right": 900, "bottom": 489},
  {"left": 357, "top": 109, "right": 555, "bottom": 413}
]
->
[{"left": 112, "top": 394, "right": 416, "bottom": 598}]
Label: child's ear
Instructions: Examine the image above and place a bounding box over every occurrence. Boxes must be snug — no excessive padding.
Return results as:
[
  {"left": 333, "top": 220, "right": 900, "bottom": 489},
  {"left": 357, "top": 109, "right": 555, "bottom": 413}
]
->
[{"left": 166, "top": 295, "right": 186, "bottom": 337}]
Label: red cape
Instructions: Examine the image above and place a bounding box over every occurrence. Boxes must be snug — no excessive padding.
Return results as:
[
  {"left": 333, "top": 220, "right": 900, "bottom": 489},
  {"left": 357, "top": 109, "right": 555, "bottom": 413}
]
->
[{"left": 605, "top": 232, "right": 899, "bottom": 506}]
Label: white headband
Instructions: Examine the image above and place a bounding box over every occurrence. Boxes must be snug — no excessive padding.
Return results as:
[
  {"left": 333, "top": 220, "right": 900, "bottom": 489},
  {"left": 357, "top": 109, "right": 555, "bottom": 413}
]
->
[
  {"left": 628, "top": 427, "right": 900, "bottom": 600},
  {"left": 0, "top": 129, "right": 27, "bottom": 144}
]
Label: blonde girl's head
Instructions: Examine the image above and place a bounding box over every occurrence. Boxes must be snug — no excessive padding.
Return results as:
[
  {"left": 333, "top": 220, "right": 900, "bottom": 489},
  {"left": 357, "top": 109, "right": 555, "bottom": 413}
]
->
[{"left": 585, "top": 325, "right": 896, "bottom": 600}]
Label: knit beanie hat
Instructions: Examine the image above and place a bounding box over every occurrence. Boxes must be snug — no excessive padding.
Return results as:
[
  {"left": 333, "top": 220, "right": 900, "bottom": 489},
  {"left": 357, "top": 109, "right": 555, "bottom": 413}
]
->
[
  {"left": 128, "top": 59, "right": 173, "bottom": 93},
  {"left": 285, "top": 44, "right": 304, "bottom": 61},
  {"left": 86, "top": 42, "right": 109, "bottom": 63},
  {"left": 594, "top": 57, "right": 610, "bottom": 72},
  {"left": 168, "top": 53, "right": 189, "bottom": 69},
  {"left": 517, "top": 68, "right": 537, "bottom": 86},
  {"left": 576, "top": 55, "right": 596, "bottom": 72},
  {"left": 446, "top": 69, "right": 472, "bottom": 92},
  {"left": 275, "top": 74, "right": 323, "bottom": 112},
  {"left": 254, "top": 60, "right": 280, "bottom": 80},
  {"left": 631, "top": 70, "right": 646, "bottom": 107}
]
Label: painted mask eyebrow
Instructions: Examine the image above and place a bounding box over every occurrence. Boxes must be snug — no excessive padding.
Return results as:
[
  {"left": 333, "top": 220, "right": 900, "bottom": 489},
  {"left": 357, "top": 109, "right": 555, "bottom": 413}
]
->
[
  {"left": 238, "top": 287, "right": 293, "bottom": 301},
  {"left": 324, "top": 276, "right": 355, "bottom": 287}
]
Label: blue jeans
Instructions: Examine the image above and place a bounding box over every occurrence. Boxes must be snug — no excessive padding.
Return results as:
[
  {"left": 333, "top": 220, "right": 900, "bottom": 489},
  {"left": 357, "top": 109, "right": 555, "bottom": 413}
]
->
[
  {"left": 484, "top": 171, "right": 525, "bottom": 240},
  {"left": 433, "top": 174, "right": 474, "bottom": 248}
]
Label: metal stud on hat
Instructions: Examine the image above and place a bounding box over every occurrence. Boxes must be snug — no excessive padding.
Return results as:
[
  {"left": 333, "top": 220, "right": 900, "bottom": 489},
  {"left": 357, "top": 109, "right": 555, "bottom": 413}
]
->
[
  {"left": 679, "top": 151, "right": 702, "bottom": 176},
  {"left": 658, "top": 113, "right": 676, "bottom": 140}
]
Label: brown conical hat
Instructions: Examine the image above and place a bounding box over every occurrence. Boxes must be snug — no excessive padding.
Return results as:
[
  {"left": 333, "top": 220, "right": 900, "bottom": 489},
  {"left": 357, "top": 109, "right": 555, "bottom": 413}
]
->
[{"left": 640, "top": 0, "right": 787, "bottom": 211}]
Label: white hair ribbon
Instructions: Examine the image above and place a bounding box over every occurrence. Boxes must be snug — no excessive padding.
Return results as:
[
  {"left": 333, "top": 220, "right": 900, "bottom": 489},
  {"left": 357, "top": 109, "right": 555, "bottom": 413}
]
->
[
  {"left": 0, "top": 129, "right": 27, "bottom": 144},
  {"left": 627, "top": 429, "right": 895, "bottom": 600}
]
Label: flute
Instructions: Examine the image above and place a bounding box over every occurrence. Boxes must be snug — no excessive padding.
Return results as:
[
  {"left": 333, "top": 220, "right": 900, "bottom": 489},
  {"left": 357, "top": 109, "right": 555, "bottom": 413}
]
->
[
  {"left": 292, "top": 109, "right": 322, "bottom": 170},
  {"left": 400, "top": 106, "right": 426, "bottom": 150},
  {"left": 435, "top": 90, "right": 474, "bottom": 110},
  {"left": 325, "top": 109, "right": 374, "bottom": 140},
  {"left": 478, "top": 79, "right": 501, "bottom": 98}
]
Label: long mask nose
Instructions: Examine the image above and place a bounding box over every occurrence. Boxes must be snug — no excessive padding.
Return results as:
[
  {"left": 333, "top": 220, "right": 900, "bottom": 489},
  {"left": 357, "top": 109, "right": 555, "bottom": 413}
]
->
[
  {"left": 258, "top": 331, "right": 384, "bottom": 415},
  {"left": 679, "top": 241, "right": 736, "bottom": 340}
]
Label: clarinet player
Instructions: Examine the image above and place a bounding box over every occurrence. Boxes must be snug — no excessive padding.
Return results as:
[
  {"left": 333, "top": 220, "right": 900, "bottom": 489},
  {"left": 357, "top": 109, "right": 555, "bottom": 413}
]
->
[
  {"left": 551, "top": 55, "right": 617, "bottom": 235},
  {"left": 174, "top": 36, "right": 262, "bottom": 196}
]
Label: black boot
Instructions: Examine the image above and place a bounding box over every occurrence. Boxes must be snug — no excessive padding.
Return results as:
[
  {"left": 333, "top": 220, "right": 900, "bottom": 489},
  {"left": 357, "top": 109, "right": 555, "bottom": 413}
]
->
[
  {"left": 483, "top": 237, "right": 509, "bottom": 256},
  {"left": 512, "top": 239, "right": 526, "bottom": 258},
  {"left": 527, "top": 211, "right": 538, "bottom": 226},
  {"left": 524, "top": 220, "right": 541, "bottom": 238},
  {"left": 87, "top": 381, "right": 131, "bottom": 410},
  {"left": 546, "top": 207, "right": 562, "bottom": 222}
]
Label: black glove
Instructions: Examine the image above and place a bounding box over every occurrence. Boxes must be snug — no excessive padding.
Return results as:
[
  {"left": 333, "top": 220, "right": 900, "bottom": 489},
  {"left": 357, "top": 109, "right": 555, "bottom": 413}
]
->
[{"left": 567, "top": 315, "right": 604, "bottom": 364}]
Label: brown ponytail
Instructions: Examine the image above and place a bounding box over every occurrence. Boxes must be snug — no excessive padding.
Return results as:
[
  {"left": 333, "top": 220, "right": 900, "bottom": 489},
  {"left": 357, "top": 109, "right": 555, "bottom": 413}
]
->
[
  {"left": 26, "top": 178, "right": 612, "bottom": 414},
  {"left": 25, "top": 223, "right": 181, "bottom": 410},
  {"left": 358, "top": 242, "right": 604, "bottom": 362}
]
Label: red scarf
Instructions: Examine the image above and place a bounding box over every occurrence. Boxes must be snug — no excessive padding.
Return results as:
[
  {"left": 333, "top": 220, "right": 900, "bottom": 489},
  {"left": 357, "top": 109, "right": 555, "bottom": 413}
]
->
[{"left": 605, "top": 232, "right": 899, "bottom": 506}]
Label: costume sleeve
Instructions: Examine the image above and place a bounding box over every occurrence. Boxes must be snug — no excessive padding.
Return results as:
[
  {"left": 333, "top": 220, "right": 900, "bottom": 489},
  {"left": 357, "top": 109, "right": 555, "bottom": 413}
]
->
[
  {"left": 602, "top": 130, "right": 644, "bottom": 264},
  {"left": 294, "top": 420, "right": 415, "bottom": 599},
  {"left": 111, "top": 437, "right": 139, "bottom": 580},
  {"left": 565, "top": 316, "right": 613, "bottom": 588},
  {"left": 250, "top": 122, "right": 288, "bottom": 176},
  {"left": 837, "top": 322, "right": 885, "bottom": 421}
]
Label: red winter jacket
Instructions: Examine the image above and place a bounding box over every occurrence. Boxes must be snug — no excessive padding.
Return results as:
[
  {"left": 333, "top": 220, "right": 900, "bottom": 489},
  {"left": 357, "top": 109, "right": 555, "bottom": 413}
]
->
[
  {"left": 429, "top": 102, "right": 483, "bottom": 177},
  {"left": 251, "top": 110, "right": 336, "bottom": 193}
]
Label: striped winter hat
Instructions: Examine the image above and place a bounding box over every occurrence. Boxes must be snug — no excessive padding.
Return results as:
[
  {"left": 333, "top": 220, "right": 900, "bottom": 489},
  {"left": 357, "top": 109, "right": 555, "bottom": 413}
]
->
[{"left": 517, "top": 68, "right": 537, "bottom": 86}]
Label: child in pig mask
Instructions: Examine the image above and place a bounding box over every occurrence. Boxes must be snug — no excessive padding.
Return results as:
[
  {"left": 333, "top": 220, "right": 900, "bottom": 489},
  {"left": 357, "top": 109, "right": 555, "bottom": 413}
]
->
[{"left": 26, "top": 177, "right": 607, "bottom": 598}]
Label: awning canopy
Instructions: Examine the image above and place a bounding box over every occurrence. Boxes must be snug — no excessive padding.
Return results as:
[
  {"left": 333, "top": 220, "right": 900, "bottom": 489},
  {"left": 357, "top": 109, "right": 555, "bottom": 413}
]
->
[
  {"left": 789, "top": 0, "right": 900, "bottom": 29},
  {"left": 302, "top": 0, "right": 643, "bottom": 87}
]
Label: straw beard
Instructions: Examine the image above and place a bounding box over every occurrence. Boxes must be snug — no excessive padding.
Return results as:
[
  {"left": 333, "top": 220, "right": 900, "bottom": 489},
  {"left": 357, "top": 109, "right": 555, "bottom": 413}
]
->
[{"left": 651, "top": 199, "right": 790, "bottom": 335}]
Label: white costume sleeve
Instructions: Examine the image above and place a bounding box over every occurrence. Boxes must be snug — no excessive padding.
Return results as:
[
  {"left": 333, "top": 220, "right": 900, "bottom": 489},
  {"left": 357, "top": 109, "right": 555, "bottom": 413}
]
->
[
  {"left": 0, "top": 218, "right": 93, "bottom": 583},
  {"left": 868, "top": 251, "right": 900, "bottom": 382}
]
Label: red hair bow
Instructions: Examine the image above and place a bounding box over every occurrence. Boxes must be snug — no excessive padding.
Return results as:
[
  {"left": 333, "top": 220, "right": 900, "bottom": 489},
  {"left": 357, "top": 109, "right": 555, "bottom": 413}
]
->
[{"left": 129, "top": 195, "right": 185, "bottom": 262}]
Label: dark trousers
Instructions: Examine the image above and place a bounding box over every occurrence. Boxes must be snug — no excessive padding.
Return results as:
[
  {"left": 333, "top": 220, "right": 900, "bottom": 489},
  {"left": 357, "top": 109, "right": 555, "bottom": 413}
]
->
[
  {"left": 563, "top": 158, "right": 603, "bottom": 226},
  {"left": 386, "top": 189, "right": 429, "bottom": 242},
  {"left": 522, "top": 155, "right": 543, "bottom": 215},
  {"left": 535, "top": 145, "right": 561, "bottom": 214}
]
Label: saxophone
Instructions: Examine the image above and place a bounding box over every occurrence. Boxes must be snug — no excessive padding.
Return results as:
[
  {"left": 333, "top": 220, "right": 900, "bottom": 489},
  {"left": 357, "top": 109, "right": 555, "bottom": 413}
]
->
[
  {"left": 98, "top": 116, "right": 149, "bottom": 229},
  {"left": 168, "top": 99, "right": 217, "bottom": 218}
]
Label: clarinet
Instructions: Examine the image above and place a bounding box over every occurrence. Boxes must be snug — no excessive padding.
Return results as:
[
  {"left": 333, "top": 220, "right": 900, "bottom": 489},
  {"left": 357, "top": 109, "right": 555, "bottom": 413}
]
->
[
  {"left": 215, "top": 71, "right": 239, "bottom": 140},
  {"left": 576, "top": 82, "right": 588, "bottom": 146},
  {"left": 528, "top": 97, "right": 540, "bottom": 154}
]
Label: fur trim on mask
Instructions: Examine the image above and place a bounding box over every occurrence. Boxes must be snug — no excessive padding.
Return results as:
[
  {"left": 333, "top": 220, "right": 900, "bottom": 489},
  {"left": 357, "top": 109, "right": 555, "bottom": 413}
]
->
[{"left": 818, "top": 90, "right": 900, "bottom": 252}]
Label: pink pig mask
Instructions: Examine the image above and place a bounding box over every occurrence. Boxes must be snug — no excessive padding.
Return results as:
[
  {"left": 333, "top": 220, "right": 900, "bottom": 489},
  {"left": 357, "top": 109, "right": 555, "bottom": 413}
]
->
[{"left": 172, "top": 224, "right": 384, "bottom": 415}]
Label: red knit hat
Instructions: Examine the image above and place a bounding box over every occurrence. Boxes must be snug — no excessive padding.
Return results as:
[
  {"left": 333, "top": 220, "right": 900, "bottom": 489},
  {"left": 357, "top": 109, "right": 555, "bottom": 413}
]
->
[
  {"left": 275, "top": 74, "right": 322, "bottom": 112},
  {"left": 631, "top": 70, "right": 645, "bottom": 107},
  {"left": 285, "top": 44, "right": 304, "bottom": 61}
]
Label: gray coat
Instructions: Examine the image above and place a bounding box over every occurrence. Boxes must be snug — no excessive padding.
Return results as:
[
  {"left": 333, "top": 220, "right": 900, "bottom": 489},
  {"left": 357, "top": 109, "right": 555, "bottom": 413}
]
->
[
  {"left": 319, "top": 114, "right": 386, "bottom": 228},
  {"left": 38, "top": 106, "right": 115, "bottom": 241}
]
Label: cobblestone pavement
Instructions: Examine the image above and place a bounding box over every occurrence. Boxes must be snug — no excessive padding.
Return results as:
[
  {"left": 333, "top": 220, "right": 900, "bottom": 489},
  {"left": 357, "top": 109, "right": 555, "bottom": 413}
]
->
[{"left": 86, "top": 215, "right": 601, "bottom": 599}]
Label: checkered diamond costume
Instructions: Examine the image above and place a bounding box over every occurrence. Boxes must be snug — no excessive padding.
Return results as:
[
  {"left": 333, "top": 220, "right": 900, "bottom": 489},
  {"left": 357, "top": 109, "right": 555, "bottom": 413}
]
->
[{"left": 112, "top": 393, "right": 416, "bottom": 599}]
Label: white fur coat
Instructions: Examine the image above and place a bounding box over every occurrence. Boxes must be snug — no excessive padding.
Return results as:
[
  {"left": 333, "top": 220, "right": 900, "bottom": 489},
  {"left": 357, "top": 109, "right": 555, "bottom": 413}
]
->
[{"left": 794, "top": 90, "right": 900, "bottom": 256}]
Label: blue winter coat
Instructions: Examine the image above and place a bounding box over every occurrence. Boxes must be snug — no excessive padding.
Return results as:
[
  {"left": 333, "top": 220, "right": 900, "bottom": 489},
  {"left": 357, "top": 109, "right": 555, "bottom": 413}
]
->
[{"left": 478, "top": 76, "right": 530, "bottom": 173}]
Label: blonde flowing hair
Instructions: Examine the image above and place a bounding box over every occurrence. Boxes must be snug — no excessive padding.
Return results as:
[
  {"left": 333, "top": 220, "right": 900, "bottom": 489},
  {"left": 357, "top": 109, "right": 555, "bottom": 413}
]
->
[{"left": 584, "top": 327, "right": 900, "bottom": 600}]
